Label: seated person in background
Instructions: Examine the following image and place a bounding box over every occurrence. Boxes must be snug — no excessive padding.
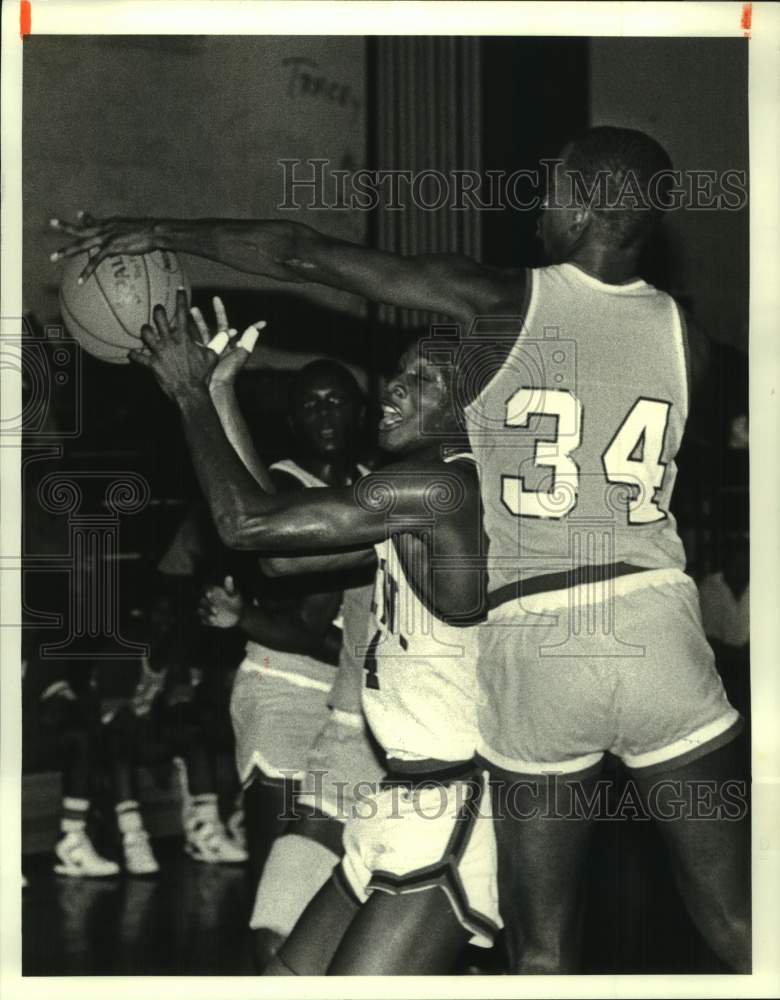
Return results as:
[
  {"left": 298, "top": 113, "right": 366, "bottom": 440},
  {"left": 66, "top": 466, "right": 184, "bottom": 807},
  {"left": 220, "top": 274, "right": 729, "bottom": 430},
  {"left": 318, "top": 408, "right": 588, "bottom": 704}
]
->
[
  {"left": 152, "top": 501, "right": 249, "bottom": 857},
  {"left": 98, "top": 571, "right": 247, "bottom": 875},
  {"left": 22, "top": 642, "right": 118, "bottom": 878}
]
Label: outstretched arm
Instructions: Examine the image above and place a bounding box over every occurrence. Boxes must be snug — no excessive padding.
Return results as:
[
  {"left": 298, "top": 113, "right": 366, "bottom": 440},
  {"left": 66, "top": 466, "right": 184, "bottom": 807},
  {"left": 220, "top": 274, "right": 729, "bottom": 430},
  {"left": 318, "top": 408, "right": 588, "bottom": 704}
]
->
[
  {"left": 132, "top": 314, "right": 471, "bottom": 553},
  {"left": 189, "top": 297, "right": 276, "bottom": 493},
  {"left": 51, "top": 215, "right": 524, "bottom": 325}
]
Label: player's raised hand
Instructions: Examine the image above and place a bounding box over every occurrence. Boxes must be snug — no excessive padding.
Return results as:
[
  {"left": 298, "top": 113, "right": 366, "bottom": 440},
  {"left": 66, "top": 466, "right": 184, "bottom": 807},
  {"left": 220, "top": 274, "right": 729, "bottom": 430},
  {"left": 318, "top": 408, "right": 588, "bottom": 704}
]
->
[
  {"left": 190, "top": 296, "right": 266, "bottom": 389},
  {"left": 198, "top": 575, "right": 244, "bottom": 628},
  {"left": 49, "top": 213, "right": 172, "bottom": 283},
  {"left": 129, "top": 287, "right": 217, "bottom": 401}
]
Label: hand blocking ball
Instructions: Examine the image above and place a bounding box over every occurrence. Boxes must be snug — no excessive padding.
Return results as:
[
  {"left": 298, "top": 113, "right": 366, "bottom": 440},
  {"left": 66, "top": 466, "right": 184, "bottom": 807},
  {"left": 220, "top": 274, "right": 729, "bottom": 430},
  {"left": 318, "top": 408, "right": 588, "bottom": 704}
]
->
[{"left": 59, "top": 250, "right": 190, "bottom": 363}]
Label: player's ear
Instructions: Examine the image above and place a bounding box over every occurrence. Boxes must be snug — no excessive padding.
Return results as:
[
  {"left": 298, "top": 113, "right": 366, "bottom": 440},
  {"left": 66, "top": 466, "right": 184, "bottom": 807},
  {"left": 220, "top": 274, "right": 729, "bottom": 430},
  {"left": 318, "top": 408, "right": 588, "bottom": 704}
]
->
[{"left": 569, "top": 205, "right": 591, "bottom": 237}]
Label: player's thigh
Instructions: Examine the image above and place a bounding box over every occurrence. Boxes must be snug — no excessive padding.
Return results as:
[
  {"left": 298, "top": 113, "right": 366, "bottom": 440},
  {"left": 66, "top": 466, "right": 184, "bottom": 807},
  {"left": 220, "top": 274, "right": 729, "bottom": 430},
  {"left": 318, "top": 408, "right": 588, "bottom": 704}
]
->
[
  {"left": 270, "top": 874, "right": 359, "bottom": 976},
  {"left": 328, "top": 887, "right": 470, "bottom": 975},
  {"left": 295, "top": 809, "right": 345, "bottom": 857},
  {"left": 632, "top": 738, "right": 749, "bottom": 903},
  {"left": 491, "top": 769, "right": 601, "bottom": 925}
]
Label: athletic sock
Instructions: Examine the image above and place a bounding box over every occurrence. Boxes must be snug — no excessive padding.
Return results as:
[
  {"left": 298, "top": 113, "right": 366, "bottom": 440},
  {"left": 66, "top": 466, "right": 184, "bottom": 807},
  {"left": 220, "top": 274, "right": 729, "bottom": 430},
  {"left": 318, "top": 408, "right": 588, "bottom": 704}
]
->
[
  {"left": 190, "top": 793, "right": 220, "bottom": 825},
  {"left": 115, "top": 799, "right": 144, "bottom": 835},
  {"left": 250, "top": 833, "right": 339, "bottom": 934},
  {"left": 60, "top": 796, "right": 89, "bottom": 835}
]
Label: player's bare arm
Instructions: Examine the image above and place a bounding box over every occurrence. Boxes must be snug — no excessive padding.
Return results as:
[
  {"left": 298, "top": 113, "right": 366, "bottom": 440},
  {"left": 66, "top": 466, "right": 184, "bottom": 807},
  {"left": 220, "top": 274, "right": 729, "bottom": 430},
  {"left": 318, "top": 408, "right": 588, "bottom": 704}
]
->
[
  {"left": 130, "top": 297, "right": 482, "bottom": 618},
  {"left": 51, "top": 215, "right": 526, "bottom": 326},
  {"left": 260, "top": 547, "right": 377, "bottom": 579},
  {"left": 199, "top": 574, "right": 342, "bottom": 663}
]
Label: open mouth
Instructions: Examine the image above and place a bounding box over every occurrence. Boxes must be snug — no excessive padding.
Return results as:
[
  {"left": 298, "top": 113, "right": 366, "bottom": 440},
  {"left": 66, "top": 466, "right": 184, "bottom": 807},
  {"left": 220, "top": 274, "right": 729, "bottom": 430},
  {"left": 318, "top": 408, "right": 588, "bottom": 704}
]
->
[{"left": 379, "top": 402, "right": 403, "bottom": 431}]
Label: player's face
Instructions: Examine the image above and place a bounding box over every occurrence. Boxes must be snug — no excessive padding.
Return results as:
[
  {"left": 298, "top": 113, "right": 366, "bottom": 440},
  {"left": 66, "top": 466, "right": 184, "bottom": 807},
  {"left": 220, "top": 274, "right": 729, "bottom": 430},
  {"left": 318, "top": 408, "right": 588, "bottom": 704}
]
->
[
  {"left": 291, "top": 374, "right": 359, "bottom": 457},
  {"left": 379, "top": 347, "right": 456, "bottom": 453}
]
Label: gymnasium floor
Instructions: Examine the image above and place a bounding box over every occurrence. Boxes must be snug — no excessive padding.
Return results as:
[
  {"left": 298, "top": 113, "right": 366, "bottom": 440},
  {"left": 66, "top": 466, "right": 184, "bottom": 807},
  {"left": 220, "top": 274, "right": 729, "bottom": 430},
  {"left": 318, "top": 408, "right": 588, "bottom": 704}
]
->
[{"left": 22, "top": 816, "right": 731, "bottom": 976}]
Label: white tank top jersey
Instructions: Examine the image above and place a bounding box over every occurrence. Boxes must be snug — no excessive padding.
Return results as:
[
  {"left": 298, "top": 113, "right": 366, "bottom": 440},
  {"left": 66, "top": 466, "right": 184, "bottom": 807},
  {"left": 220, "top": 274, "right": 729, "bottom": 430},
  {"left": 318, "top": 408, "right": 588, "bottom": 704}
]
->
[
  {"left": 328, "top": 580, "right": 375, "bottom": 716},
  {"left": 244, "top": 459, "right": 334, "bottom": 689},
  {"left": 361, "top": 454, "right": 481, "bottom": 765},
  {"left": 464, "top": 263, "right": 689, "bottom": 592},
  {"left": 243, "top": 459, "right": 372, "bottom": 691}
]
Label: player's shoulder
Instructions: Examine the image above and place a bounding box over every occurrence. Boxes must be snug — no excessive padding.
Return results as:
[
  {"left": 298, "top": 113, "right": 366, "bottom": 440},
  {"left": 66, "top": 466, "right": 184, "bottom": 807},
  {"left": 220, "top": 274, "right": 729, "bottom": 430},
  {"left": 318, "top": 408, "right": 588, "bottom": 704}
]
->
[{"left": 269, "top": 458, "right": 323, "bottom": 493}]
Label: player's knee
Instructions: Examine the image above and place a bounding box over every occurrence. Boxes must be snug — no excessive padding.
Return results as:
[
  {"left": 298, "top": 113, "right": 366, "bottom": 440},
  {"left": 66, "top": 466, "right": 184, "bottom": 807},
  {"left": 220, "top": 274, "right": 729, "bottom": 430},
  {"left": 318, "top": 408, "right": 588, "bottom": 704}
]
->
[
  {"left": 263, "top": 952, "right": 299, "bottom": 976},
  {"left": 252, "top": 928, "right": 286, "bottom": 973}
]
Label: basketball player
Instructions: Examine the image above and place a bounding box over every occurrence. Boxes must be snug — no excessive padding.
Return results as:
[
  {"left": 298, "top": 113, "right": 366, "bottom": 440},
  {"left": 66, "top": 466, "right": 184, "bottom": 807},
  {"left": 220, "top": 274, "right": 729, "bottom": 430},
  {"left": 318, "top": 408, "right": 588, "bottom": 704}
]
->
[
  {"left": 192, "top": 302, "right": 382, "bottom": 968},
  {"left": 53, "top": 125, "right": 749, "bottom": 972},
  {"left": 124, "top": 303, "right": 498, "bottom": 974},
  {"left": 201, "top": 326, "right": 370, "bottom": 969}
]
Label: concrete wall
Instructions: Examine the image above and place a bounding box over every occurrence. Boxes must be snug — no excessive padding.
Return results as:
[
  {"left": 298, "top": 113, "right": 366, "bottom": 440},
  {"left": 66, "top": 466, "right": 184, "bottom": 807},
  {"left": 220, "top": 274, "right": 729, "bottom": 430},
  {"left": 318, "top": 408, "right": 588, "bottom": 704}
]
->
[
  {"left": 24, "top": 36, "right": 367, "bottom": 328},
  {"left": 589, "top": 38, "right": 748, "bottom": 351}
]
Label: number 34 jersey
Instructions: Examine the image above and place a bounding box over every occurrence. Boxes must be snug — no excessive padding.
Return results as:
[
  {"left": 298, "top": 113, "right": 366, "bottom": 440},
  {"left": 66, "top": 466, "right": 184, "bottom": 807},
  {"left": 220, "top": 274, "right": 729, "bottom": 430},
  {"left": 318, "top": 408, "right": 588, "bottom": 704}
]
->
[
  {"left": 464, "top": 262, "right": 690, "bottom": 588},
  {"left": 362, "top": 530, "right": 481, "bottom": 766}
]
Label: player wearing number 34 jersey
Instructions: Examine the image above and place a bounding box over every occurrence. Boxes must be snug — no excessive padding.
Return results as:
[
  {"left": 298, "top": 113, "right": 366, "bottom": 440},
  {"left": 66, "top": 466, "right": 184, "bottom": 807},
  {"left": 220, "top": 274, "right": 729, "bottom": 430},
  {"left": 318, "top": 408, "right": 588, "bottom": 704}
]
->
[{"left": 466, "top": 261, "right": 739, "bottom": 778}]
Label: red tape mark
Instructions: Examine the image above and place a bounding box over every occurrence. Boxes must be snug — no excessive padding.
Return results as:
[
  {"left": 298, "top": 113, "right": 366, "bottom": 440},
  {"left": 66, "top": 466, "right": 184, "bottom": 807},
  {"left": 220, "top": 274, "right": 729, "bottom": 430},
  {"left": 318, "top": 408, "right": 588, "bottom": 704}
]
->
[
  {"left": 20, "top": 0, "right": 31, "bottom": 38},
  {"left": 740, "top": 2, "right": 752, "bottom": 36}
]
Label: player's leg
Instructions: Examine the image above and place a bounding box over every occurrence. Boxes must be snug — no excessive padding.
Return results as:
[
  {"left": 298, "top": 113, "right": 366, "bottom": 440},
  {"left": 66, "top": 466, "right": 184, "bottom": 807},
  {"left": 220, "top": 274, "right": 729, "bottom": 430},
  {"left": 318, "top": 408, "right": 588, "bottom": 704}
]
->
[
  {"left": 491, "top": 767, "right": 601, "bottom": 973},
  {"left": 327, "top": 886, "right": 470, "bottom": 974},
  {"left": 264, "top": 873, "right": 360, "bottom": 975},
  {"left": 40, "top": 691, "right": 120, "bottom": 878},
  {"left": 103, "top": 708, "right": 160, "bottom": 875},
  {"left": 250, "top": 820, "right": 342, "bottom": 971},
  {"left": 616, "top": 573, "right": 750, "bottom": 971},
  {"left": 477, "top": 601, "right": 609, "bottom": 974},
  {"left": 247, "top": 757, "right": 345, "bottom": 969},
  {"left": 242, "top": 774, "right": 292, "bottom": 887},
  {"left": 632, "top": 737, "right": 750, "bottom": 972}
]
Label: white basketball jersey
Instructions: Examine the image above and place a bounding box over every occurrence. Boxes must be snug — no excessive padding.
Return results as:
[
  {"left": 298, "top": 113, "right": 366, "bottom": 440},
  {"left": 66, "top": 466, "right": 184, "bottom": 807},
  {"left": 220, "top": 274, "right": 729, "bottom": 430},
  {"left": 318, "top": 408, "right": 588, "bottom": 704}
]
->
[
  {"left": 244, "top": 459, "right": 334, "bottom": 687},
  {"left": 361, "top": 456, "right": 481, "bottom": 764},
  {"left": 464, "top": 263, "right": 689, "bottom": 591},
  {"left": 328, "top": 580, "right": 374, "bottom": 716}
]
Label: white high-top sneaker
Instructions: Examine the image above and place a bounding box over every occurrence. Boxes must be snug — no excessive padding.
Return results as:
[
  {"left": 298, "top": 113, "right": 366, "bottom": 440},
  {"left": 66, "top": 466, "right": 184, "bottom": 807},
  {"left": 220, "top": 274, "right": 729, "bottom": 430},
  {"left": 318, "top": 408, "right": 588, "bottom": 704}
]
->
[
  {"left": 184, "top": 816, "right": 248, "bottom": 864},
  {"left": 122, "top": 830, "right": 160, "bottom": 876},
  {"left": 54, "top": 831, "right": 120, "bottom": 878}
]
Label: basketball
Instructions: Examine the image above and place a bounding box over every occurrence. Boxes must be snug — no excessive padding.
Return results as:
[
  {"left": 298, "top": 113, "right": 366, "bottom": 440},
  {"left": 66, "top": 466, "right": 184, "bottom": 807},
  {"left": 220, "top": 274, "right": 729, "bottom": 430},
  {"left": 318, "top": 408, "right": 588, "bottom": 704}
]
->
[{"left": 59, "top": 250, "right": 190, "bottom": 364}]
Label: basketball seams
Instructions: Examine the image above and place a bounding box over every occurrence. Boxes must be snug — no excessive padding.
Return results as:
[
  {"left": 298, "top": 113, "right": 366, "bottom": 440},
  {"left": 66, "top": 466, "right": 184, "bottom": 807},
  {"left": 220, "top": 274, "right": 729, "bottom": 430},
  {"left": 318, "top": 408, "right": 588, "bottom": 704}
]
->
[
  {"left": 93, "top": 256, "right": 140, "bottom": 342},
  {"left": 59, "top": 250, "right": 188, "bottom": 363}
]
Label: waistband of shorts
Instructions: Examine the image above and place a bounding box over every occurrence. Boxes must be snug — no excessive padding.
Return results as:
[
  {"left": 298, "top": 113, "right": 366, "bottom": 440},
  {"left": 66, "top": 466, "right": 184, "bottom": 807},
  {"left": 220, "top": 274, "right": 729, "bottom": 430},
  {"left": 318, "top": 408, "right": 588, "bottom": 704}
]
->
[
  {"left": 382, "top": 757, "right": 478, "bottom": 788},
  {"left": 488, "top": 565, "right": 690, "bottom": 617},
  {"left": 488, "top": 562, "right": 646, "bottom": 612},
  {"left": 239, "top": 653, "right": 334, "bottom": 693}
]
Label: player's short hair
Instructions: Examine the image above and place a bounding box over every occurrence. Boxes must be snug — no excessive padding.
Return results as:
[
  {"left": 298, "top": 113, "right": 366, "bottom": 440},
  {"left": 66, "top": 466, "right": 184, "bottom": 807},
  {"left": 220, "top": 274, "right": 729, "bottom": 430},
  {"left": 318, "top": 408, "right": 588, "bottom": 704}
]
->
[
  {"left": 288, "top": 359, "right": 363, "bottom": 414},
  {"left": 562, "top": 126, "right": 673, "bottom": 248}
]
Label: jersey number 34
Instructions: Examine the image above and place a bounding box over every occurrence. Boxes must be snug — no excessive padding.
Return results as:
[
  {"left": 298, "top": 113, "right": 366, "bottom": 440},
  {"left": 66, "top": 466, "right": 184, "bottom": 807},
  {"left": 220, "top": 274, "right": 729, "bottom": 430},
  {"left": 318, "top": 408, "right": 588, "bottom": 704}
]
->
[{"left": 501, "top": 390, "right": 672, "bottom": 523}]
